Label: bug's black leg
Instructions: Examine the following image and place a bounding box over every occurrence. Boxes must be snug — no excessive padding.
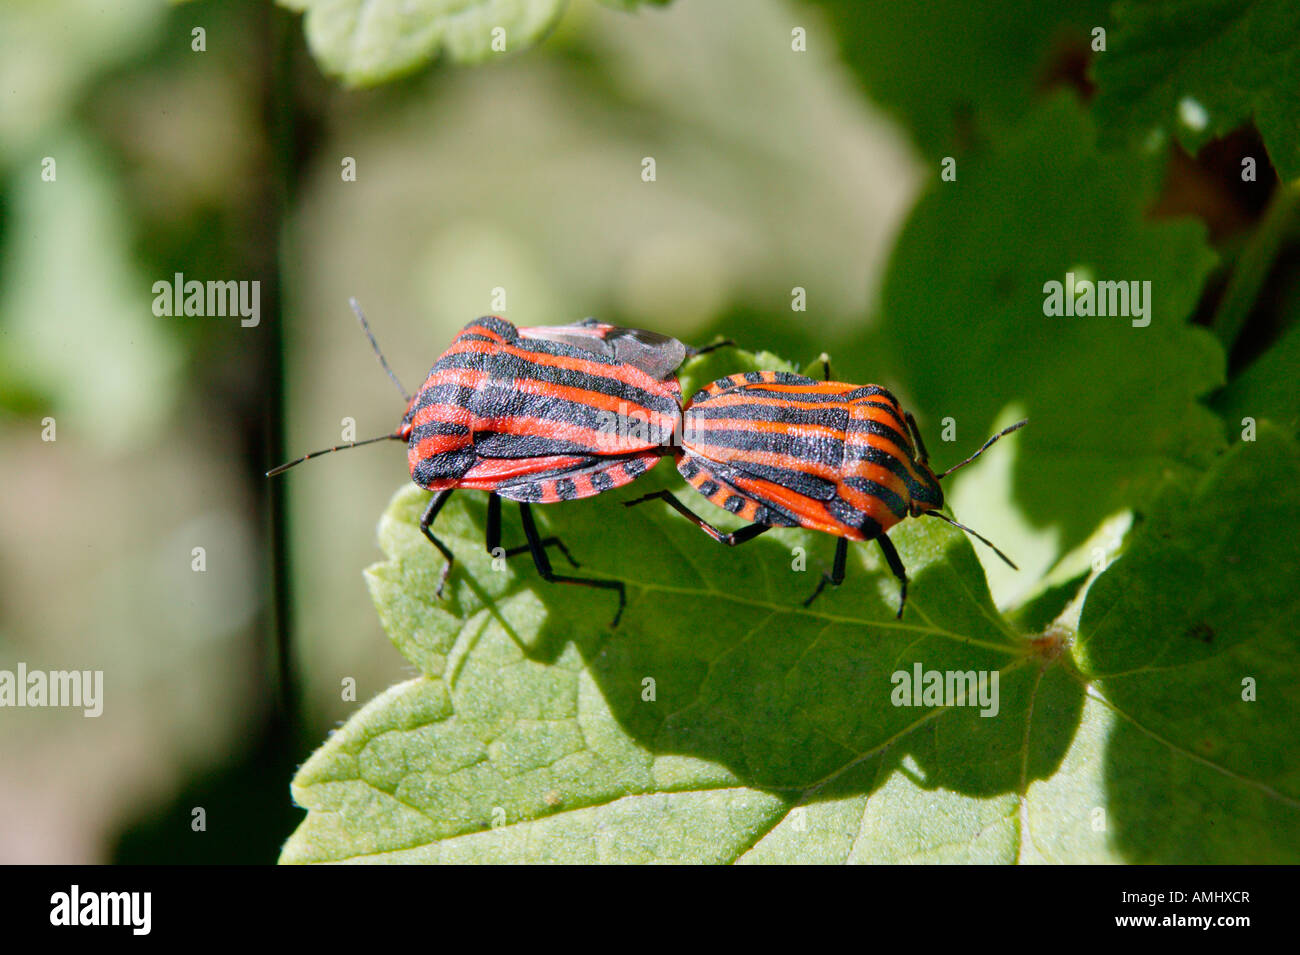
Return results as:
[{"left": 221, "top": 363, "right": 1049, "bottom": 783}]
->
[
  {"left": 485, "top": 492, "right": 502, "bottom": 553},
  {"left": 803, "top": 537, "right": 848, "bottom": 607},
  {"left": 487, "top": 493, "right": 580, "bottom": 568},
  {"left": 420, "top": 489, "right": 456, "bottom": 598},
  {"left": 875, "top": 533, "right": 909, "bottom": 619},
  {"left": 623, "top": 490, "right": 771, "bottom": 546},
  {"left": 501, "top": 538, "right": 580, "bottom": 567},
  {"left": 905, "top": 411, "right": 930, "bottom": 465},
  {"left": 518, "top": 539, "right": 578, "bottom": 566},
  {"left": 819, "top": 355, "right": 834, "bottom": 382},
  {"left": 518, "top": 502, "right": 625, "bottom": 627},
  {"left": 686, "top": 338, "right": 736, "bottom": 358}
]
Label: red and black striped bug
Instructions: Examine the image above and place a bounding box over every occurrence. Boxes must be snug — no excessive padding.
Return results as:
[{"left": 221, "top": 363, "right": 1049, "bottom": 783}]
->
[
  {"left": 624, "top": 365, "right": 1026, "bottom": 619},
  {"left": 268, "top": 304, "right": 727, "bottom": 625}
]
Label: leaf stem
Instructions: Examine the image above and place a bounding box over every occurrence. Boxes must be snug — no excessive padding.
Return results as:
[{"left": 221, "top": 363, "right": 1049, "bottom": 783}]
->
[{"left": 1211, "top": 177, "right": 1300, "bottom": 350}]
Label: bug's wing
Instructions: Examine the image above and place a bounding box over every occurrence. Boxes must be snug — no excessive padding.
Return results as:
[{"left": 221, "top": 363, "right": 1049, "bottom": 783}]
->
[
  {"left": 491, "top": 451, "right": 664, "bottom": 503},
  {"left": 515, "top": 318, "right": 609, "bottom": 356},
  {"left": 602, "top": 326, "right": 687, "bottom": 381},
  {"left": 517, "top": 320, "right": 687, "bottom": 382}
]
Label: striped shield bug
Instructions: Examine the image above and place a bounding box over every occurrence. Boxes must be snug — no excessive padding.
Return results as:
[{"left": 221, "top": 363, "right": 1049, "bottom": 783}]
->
[
  {"left": 268, "top": 302, "right": 728, "bottom": 626},
  {"left": 624, "top": 365, "right": 1025, "bottom": 619}
]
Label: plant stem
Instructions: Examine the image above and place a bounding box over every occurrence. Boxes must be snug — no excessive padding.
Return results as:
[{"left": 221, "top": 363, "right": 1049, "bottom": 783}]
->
[{"left": 1211, "top": 177, "right": 1300, "bottom": 350}]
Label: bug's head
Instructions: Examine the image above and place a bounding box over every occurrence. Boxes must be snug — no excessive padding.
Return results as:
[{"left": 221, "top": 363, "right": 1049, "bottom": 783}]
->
[
  {"left": 397, "top": 393, "right": 418, "bottom": 443},
  {"left": 907, "top": 462, "right": 944, "bottom": 517},
  {"left": 895, "top": 407, "right": 944, "bottom": 516}
]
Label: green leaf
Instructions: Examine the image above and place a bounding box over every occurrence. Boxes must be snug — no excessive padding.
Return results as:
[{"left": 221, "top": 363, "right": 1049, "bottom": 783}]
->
[
  {"left": 879, "top": 96, "right": 1224, "bottom": 561},
  {"left": 1073, "top": 425, "right": 1300, "bottom": 861},
  {"left": 810, "top": 0, "right": 1111, "bottom": 157},
  {"left": 1213, "top": 307, "right": 1300, "bottom": 438},
  {"left": 282, "top": 351, "right": 1299, "bottom": 864},
  {"left": 278, "top": 0, "right": 568, "bottom": 86},
  {"left": 1093, "top": 0, "right": 1300, "bottom": 181},
  {"left": 282, "top": 347, "right": 1069, "bottom": 863},
  {"left": 282, "top": 475, "right": 1060, "bottom": 863}
]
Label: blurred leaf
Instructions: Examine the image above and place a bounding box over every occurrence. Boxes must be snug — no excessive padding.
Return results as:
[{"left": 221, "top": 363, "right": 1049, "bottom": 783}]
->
[
  {"left": 880, "top": 96, "right": 1223, "bottom": 561},
  {"left": 1213, "top": 308, "right": 1300, "bottom": 438},
  {"left": 810, "top": 0, "right": 1110, "bottom": 156},
  {"left": 0, "top": 133, "right": 182, "bottom": 446},
  {"left": 0, "top": 0, "right": 163, "bottom": 163},
  {"left": 1073, "top": 425, "right": 1300, "bottom": 862},
  {"left": 1093, "top": 0, "right": 1300, "bottom": 180},
  {"left": 278, "top": 0, "right": 568, "bottom": 85}
]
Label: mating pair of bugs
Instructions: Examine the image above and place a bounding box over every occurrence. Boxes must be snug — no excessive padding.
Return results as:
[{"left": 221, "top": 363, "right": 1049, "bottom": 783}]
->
[{"left": 269, "top": 304, "right": 1025, "bottom": 625}]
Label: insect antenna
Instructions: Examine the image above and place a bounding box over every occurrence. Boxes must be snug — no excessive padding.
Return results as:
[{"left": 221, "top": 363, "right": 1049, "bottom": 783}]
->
[
  {"left": 266, "top": 299, "right": 413, "bottom": 477},
  {"left": 935, "top": 419, "right": 1027, "bottom": 479},
  {"left": 266, "top": 432, "right": 404, "bottom": 477},
  {"left": 350, "top": 297, "right": 411, "bottom": 403},
  {"left": 925, "top": 511, "right": 1019, "bottom": 570}
]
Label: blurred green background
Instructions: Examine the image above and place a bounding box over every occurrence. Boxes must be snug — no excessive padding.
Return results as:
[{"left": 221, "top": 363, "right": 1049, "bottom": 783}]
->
[
  {"left": 0, "top": 0, "right": 1291, "bottom": 862},
  {"left": 0, "top": 0, "right": 921, "bottom": 864}
]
